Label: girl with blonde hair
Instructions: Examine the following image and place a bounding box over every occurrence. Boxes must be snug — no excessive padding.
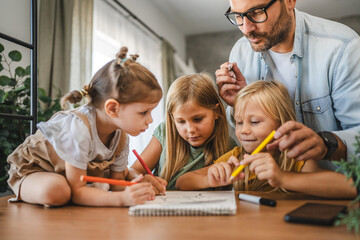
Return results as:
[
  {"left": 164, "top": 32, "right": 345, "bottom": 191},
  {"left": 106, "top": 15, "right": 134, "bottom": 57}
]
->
[
  {"left": 177, "top": 80, "right": 356, "bottom": 198},
  {"left": 131, "top": 73, "right": 236, "bottom": 190}
]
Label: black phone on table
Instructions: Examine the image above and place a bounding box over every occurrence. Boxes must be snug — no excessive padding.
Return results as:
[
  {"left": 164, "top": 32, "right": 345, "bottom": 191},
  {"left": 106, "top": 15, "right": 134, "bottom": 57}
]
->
[{"left": 284, "top": 202, "right": 347, "bottom": 226}]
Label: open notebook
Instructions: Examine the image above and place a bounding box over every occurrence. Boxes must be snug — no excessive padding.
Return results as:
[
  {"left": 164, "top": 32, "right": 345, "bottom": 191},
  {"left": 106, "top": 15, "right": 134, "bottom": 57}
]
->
[{"left": 128, "top": 191, "right": 237, "bottom": 216}]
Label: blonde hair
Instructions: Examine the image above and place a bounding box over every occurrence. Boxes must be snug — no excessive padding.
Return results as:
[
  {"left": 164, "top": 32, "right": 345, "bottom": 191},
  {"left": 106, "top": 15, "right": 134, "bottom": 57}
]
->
[
  {"left": 233, "top": 80, "right": 296, "bottom": 192},
  {"left": 161, "top": 73, "right": 229, "bottom": 182},
  {"left": 61, "top": 47, "right": 162, "bottom": 109}
]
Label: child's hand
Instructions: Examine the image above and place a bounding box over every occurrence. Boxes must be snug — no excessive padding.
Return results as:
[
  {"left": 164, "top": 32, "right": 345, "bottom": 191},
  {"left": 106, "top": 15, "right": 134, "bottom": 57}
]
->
[
  {"left": 141, "top": 174, "right": 167, "bottom": 195},
  {"left": 241, "top": 153, "right": 283, "bottom": 187},
  {"left": 207, "top": 156, "right": 243, "bottom": 187},
  {"left": 121, "top": 182, "right": 155, "bottom": 206}
]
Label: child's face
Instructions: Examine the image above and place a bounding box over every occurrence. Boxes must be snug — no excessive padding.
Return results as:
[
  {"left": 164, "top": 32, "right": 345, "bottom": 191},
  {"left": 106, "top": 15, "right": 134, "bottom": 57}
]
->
[
  {"left": 172, "top": 101, "right": 219, "bottom": 148},
  {"left": 116, "top": 101, "right": 159, "bottom": 136},
  {"left": 235, "top": 100, "right": 279, "bottom": 153}
]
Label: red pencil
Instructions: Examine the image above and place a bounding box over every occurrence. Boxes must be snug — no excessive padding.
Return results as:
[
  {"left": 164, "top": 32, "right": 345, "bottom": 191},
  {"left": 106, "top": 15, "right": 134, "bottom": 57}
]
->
[
  {"left": 80, "top": 175, "right": 136, "bottom": 186},
  {"left": 132, "top": 149, "right": 155, "bottom": 177}
]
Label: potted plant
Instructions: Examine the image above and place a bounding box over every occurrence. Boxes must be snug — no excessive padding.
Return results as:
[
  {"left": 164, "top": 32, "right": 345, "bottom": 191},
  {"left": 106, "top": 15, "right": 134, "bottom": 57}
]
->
[
  {"left": 334, "top": 134, "right": 360, "bottom": 233},
  {"left": 0, "top": 43, "right": 61, "bottom": 192}
]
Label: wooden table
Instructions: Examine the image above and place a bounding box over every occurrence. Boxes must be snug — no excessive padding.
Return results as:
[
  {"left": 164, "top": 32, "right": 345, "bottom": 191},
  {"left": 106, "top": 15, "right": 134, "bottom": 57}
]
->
[{"left": 1, "top": 192, "right": 359, "bottom": 240}]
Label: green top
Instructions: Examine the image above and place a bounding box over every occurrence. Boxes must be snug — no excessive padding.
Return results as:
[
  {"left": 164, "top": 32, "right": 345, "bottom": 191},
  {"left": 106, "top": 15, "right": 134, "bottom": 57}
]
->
[{"left": 153, "top": 122, "right": 236, "bottom": 190}]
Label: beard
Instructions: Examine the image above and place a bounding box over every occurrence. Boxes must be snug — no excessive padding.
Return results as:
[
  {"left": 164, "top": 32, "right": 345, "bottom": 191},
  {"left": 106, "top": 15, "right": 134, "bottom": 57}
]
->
[{"left": 245, "top": 4, "right": 293, "bottom": 52}]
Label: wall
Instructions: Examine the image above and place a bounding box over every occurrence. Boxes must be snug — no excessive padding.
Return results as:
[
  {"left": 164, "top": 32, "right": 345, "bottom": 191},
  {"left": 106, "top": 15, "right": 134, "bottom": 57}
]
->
[
  {"left": 186, "top": 15, "right": 360, "bottom": 79},
  {"left": 187, "top": 30, "right": 242, "bottom": 77},
  {"left": 119, "top": 0, "right": 187, "bottom": 61}
]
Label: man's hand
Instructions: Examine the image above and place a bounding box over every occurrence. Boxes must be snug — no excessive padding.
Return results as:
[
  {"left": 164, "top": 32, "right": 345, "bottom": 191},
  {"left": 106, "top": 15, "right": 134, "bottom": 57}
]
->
[
  {"left": 215, "top": 62, "right": 247, "bottom": 106},
  {"left": 267, "top": 121, "right": 327, "bottom": 161}
]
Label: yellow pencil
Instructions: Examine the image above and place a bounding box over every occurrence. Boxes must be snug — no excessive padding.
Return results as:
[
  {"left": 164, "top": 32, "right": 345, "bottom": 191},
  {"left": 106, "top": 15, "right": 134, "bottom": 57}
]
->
[{"left": 229, "top": 130, "right": 276, "bottom": 181}]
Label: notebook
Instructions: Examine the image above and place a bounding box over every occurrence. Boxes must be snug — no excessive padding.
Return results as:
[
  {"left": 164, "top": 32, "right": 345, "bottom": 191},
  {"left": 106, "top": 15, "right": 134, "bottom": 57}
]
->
[{"left": 128, "top": 191, "right": 237, "bottom": 216}]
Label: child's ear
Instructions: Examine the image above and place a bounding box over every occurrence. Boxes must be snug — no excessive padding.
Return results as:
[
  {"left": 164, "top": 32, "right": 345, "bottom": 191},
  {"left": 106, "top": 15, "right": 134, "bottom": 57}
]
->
[
  {"left": 214, "top": 103, "right": 220, "bottom": 120},
  {"left": 104, "top": 99, "right": 120, "bottom": 117}
]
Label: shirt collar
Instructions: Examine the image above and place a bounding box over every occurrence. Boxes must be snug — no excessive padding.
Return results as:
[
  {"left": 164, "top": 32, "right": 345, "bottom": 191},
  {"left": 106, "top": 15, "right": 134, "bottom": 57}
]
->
[{"left": 293, "top": 8, "right": 304, "bottom": 58}]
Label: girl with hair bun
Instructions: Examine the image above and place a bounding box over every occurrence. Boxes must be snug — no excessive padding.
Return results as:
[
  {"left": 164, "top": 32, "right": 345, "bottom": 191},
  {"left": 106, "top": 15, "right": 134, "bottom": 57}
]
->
[{"left": 7, "top": 47, "right": 164, "bottom": 207}]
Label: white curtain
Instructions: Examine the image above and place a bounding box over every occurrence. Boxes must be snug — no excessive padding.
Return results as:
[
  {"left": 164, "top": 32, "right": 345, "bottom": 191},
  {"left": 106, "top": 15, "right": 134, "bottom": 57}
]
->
[
  {"left": 69, "top": 0, "right": 93, "bottom": 93},
  {"left": 92, "top": 0, "right": 164, "bottom": 165}
]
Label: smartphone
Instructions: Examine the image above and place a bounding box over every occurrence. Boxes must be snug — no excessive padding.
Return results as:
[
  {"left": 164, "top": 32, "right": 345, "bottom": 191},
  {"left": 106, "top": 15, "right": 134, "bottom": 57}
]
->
[{"left": 284, "top": 202, "right": 347, "bottom": 226}]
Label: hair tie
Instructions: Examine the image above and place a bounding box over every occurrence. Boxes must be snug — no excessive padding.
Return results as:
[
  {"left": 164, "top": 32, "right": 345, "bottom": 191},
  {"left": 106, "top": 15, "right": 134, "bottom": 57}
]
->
[
  {"left": 117, "top": 57, "right": 131, "bottom": 66},
  {"left": 80, "top": 89, "right": 88, "bottom": 98}
]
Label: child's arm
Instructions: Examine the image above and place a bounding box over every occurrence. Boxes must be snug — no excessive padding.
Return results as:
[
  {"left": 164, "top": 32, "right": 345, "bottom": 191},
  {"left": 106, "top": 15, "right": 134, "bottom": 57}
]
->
[
  {"left": 241, "top": 153, "right": 357, "bottom": 199},
  {"left": 175, "top": 166, "right": 210, "bottom": 190},
  {"left": 278, "top": 160, "right": 356, "bottom": 199},
  {"left": 176, "top": 156, "right": 243, "bottom": 190},
  {"left": 129, "top": 136, "right": 167, "bottom": 194},
  {"left": 65, "top": 162, "right": 155, "bottom": 206}
]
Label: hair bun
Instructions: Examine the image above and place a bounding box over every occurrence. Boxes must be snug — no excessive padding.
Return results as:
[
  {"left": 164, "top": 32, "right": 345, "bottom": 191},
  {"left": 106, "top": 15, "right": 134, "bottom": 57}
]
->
[
  {"left": 130, "top": 54, "right": 139, "bottom": 61},
  {"left": 116, "top": 46, "right": 128, "bottom": 59},
  {"left": 116, "top": 46, "right": 139, "bottom": 66}
]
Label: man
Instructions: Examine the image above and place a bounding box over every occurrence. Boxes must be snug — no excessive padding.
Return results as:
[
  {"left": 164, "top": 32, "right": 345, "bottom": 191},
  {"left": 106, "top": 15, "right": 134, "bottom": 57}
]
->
[{"left": 216, "top": 0, "right": 360, "bottom": 165}]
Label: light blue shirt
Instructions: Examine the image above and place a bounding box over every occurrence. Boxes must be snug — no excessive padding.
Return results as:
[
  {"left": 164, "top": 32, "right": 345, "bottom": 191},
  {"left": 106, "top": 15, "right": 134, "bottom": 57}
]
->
[{"left": 228, "top": 9, "right": 360, "bottom": 163}]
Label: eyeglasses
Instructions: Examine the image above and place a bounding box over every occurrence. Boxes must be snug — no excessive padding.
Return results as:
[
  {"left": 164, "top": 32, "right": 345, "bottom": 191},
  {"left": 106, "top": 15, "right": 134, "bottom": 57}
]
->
[{"left": 225, "top": 0, "right": 277, "bottom": 26}]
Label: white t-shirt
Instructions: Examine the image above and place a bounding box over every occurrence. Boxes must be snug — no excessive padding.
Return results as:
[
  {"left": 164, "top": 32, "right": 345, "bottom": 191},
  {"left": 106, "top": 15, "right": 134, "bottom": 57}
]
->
[
  {"left": 37, "top": 104, "right": 129, "bottom": 172},
  {"left": 268, "top": 50, "right": 297, "bottom": 103}
]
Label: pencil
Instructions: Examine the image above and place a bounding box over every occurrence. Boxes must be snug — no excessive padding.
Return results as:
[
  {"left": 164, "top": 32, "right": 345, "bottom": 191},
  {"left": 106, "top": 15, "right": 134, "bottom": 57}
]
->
[
  {"left": 132, "top": 149, "right": 155, "bottom": 177},
  {"left": 229, "top": 130, "right": 276, "bottom": 181},
  {"left": 80, "top": 175, "right": 136, "bottom": 186}
]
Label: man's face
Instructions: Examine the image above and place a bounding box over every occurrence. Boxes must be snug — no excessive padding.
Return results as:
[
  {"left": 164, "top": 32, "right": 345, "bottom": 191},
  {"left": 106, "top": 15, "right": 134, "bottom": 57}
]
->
[{"left": 230, "top": 0, "right": 293, "bottom": 52}]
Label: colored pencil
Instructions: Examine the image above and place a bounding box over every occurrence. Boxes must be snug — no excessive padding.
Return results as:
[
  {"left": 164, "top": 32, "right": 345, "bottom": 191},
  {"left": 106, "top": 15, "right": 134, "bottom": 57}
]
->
[
  {"left": 132, "top": 149, "right": 155, "bottom": 177},
  {"left": 80, "top": 175, "right": 136, "bottom": 186},
  {"left": 229, "top": 130, "right": 276, "bottom": 181}
]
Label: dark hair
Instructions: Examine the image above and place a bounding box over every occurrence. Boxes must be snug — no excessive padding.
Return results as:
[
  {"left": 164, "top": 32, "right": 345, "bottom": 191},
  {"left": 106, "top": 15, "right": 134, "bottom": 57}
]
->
[{"left": 61, "top": 48, "right": 162, "bottom": 109}]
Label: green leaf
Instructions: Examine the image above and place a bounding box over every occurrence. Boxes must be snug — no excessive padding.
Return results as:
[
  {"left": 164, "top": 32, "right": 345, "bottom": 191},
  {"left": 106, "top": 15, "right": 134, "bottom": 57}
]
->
[
  {"left": 0, "top": 76, "right": 11, "bottom": 86},
  {"left": 0, "top": 89, "right": 4, "bottom": 103},
  {"left": 38, "top": 88, "right": 47, "bottom": 97},
  {"left": 0, "top": 91, "right": 9, "bottom": 103},
  {"left": 25, "top": 65, "right": 31, "bottom": 75},
  {"left": 0, "top": 63, "right": 3, "bottom": 72},
  {"left": 39, "top": 94, "right": 52, "bottom": 104},
  {"left": 10, "top": 78, "right": 16, "bottom": 87},
  {"left": 15, "top": 67, "right": 25, "bottom": 77},
  {"left": 8, "top": 50, "right": 22, "bottom": 62},
  {"left": 0, "top": 43, "right": 4, "bottom": 53},
  {"left": 23, "top": 96, "right": 30, "bottom": 106},
  {"left": 4, "top": 147, "right": 13, "bottom": 156},
  {"left": 24, "top": 77, "right": 31, "bottom": 88},
  {"left": 14, "top": 86, "right": 26, "bottom": 92},
  {"left": 0, "top": 128, "right": 9, "bottom": 138}
]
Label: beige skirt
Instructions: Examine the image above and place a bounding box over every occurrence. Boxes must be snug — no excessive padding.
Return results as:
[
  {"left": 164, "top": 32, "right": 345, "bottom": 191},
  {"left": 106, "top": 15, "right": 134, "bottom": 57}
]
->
[{"left": 7, "top": 130, "right": 114, "bottom": 201}]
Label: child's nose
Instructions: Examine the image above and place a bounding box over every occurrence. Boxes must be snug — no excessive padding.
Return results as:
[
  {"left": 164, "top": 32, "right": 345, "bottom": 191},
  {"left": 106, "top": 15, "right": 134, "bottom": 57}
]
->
[
  {"left": 241, "top": 123, "right": 251, "bottom": 134},
  {"left": 146, "top": 114, "right": 153, "bottom": 125},
  {"left": 186, "top": 123, "right": 196, "bottom": 133}
]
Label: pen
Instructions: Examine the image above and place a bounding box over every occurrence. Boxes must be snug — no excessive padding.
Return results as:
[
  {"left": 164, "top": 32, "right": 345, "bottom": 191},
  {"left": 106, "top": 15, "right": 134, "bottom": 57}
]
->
[
  {"left": 229, "top": 130, "right": 275, "bottom": 181},
  {"left": 238, "top": 193, "right": 277, "bottom": 207},
  {"left": 80, "top": 175, "right": 137, "bottom": 186},
  {"left": 132, "top": 149, "right": 155, "bottom": 177}
]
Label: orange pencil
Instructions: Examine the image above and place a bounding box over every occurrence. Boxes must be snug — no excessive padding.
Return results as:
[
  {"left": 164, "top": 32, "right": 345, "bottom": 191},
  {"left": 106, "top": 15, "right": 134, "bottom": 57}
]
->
[{"left": 80, "top": 175, "right": 136, "bottom": 186}]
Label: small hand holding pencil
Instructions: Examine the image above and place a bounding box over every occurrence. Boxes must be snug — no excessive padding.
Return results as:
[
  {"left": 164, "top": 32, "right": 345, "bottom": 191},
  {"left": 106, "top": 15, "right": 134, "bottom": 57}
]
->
[
  {"left": 229, "top": 130, "right": 276, "bottom": 181},
  {"left": 132, "top": 149, "right": 167, "bottom": 195}
]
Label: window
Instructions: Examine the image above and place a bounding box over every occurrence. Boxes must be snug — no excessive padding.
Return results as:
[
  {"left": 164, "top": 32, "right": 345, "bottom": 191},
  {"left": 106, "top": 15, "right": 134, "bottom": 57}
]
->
[{"left": 92, "top": 0, "right": 164, "bottom": 165}]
